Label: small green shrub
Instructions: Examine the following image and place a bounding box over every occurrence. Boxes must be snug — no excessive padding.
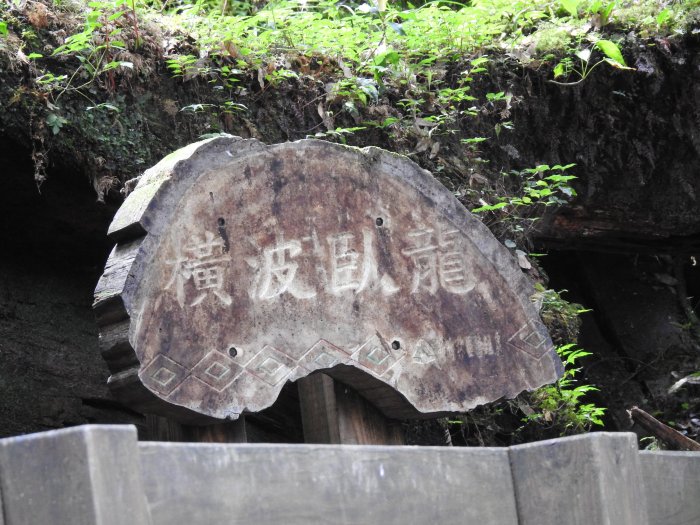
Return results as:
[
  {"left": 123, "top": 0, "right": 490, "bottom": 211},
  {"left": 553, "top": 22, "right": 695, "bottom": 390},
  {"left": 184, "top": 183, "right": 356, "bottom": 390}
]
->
[{"left": 524, "top": 343, "right": 606, "bottom": 434}]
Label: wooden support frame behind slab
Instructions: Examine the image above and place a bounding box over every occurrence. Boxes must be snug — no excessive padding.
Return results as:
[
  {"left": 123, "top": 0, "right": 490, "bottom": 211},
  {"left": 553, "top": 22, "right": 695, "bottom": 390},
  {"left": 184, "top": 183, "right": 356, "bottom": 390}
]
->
[
  {"left": 298, "top": 374, "right": 404, "bottom": 445},
  {"left": 143, "top": 377, "right": 404, "bottom": 445}
]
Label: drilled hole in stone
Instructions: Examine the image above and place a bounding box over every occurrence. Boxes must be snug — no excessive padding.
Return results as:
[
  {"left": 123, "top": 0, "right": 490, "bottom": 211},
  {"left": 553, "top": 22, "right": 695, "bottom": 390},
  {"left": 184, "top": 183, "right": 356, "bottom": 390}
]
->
[
  {"left": 217, "top": 217, "right": 226, "bottom": 227},
  {"left": 228, "top": 347, "right": 238, "bottom": 358},
  {"left": 391, "top": 340, "right": 400, "bottom": 350},
  {"left": 376, "top": 217, "right": 384, "bottom": 227}
]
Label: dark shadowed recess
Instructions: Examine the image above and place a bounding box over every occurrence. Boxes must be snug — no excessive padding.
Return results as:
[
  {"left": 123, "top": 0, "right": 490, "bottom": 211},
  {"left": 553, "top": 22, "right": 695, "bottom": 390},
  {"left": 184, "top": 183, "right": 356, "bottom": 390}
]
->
[
  {"left": 0, "top": 138, "right": 119, "bottom": 272},
  {"left": 0, "top": 138, "right": 141, "bottom": 438},
  {"left": 539, "top": 246, "right": 700, "bottom": 440}
]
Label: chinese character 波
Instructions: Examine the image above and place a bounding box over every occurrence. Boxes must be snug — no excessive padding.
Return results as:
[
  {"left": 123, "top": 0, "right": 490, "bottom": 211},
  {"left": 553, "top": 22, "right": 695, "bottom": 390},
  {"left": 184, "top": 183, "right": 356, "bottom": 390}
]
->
[
  {"left": 165, "top": 230, "right": 232, "bottom": 307},
  {"left": 255, "top": 239, "right": 316, "bottom": 300}
]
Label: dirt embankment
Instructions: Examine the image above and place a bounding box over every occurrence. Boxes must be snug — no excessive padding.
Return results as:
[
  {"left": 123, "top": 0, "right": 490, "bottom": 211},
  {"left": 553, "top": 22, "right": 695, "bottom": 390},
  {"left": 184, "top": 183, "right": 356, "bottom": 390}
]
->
[{"left": 0, "top": 2, "right": 698, "bottom": 442}]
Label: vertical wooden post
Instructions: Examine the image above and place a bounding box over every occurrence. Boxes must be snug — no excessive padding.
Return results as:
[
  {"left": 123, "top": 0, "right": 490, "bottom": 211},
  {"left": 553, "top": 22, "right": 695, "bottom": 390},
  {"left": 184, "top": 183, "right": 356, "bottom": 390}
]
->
[
  {"left": 182, "top": 418, "right": 248, "bottom": 443},
  {"left": 298, "top": 374, "right": 404, "bottom": 445},
  {"left": 143, "top": 415, "right": 248, "bottom": 443},
  {"left": 143, "top": 415, "right": 186, "bottom": 442}
]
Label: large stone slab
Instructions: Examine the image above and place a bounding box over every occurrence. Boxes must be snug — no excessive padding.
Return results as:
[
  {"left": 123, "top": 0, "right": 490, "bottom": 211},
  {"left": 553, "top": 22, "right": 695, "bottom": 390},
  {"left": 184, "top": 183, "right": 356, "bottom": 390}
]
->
[
  {"left": 138, "top": 441, "right": 518, "bottom": 525},
  {"left": 94, "top": 136, "right": 562, "bottom": 421},
  {"left": 509, "top": 432, "right": 648, "bottom": 525},
  {"left": 640, "top": 450, "right": 700, "bottom": 525},
  {"left": 0, "top": 425, "right": 151, "bottom": 525}
]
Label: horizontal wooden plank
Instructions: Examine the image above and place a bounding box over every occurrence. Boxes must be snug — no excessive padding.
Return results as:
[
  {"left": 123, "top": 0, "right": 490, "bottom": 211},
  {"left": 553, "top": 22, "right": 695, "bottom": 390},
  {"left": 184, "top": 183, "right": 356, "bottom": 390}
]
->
[
  {"left": 106, "top": 369, "right": 212, "bottom": 425},
  {"left": 4, "top": 426, "right": 698, "bottom": 525},
  {"left": 98, "top": 320, "right": 139, "bottom": 374},
  {"left": 139, "top": 441, "right": 518, "bottom": 525},
  {"left": 640, "top": 450, "right": 700, "bottom": 525}
]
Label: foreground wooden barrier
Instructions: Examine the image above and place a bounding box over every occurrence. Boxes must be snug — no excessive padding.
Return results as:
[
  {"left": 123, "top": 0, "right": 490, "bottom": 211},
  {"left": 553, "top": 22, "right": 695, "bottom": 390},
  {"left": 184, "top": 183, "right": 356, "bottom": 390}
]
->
[{"left": 0, "top": 425, "right": 698, "bottom": 525}]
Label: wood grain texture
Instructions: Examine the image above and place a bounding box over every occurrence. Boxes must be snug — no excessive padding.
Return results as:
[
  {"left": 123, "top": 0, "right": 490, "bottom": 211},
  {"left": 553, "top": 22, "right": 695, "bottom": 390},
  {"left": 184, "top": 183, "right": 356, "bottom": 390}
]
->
[
  {"left": 630, "top": 406, "right": 700, "bottom": 451},
  {"left": 139, "top": 441, "right": 518, "bottom": 525},
  {"left": 299, "top": 373, "right": 404, "bottom": 445},
  {"left": 640, "top": 450, "right": 700, "bottom": 525},
  {"left": 298, "top": 374, "right": 340, "bottom": 444},
  {"left": 0, "top": 426, "right": 150, "bottom": 525},
  {"left": 334, "top": 380, "right": 404, "bottom": 445},
  {"left": 94, "top": 136, "right": 561, "bottom": 424},
  {"left": 509, "top": 432, "right": 648, "bottom": 525}
]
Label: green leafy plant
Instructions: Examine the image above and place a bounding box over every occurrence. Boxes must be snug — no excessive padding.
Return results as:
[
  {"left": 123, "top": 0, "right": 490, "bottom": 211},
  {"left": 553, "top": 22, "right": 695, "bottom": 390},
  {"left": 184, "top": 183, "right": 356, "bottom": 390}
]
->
[
  {"left": 468, "top": 163, "right": 577, "bottom": 240},
  {"left": 560, "top": 0, "right": 580, "bottom": 18},
  {"left": 166, "top": 54, "right": 199, "bottom": 78},
  {"left": 655, "top": 8, "right": 672, "bottom": 27},
  {"left": 11, "top": 0, "right": 141, "bottom": 104},
  {"left": 552, "top": 39, "right": 633, "bottom": 85},
  {"left": 472, "top": 163, "right": 577, "bottom": 212},
  {"left": 588, "top": 0, "right": 616, "bottom": 27},
  {"left": 310, "top": 125, "right": 366, "bottom": 143},
  {"left": 46, "top": 112, "right": 69, "bottom": 135},
  {"left": 525, "top": 343, "right": 606, "bottom": 434}
]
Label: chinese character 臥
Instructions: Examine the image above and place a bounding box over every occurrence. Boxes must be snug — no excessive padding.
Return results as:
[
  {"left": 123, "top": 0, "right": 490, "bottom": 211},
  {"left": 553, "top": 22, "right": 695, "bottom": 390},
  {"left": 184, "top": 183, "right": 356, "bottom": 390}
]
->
[
  {"left": 165, "top": 230, "right": 233, "bottom": 307},
  {"left": 402, "top": 225, "right": 475, "bottom": 295},
  {"left": 327, "top": 229, "right": 399, "bottom": 296},
  {"left": 255, "top": 239, "right": 317, "bottom": 300}
]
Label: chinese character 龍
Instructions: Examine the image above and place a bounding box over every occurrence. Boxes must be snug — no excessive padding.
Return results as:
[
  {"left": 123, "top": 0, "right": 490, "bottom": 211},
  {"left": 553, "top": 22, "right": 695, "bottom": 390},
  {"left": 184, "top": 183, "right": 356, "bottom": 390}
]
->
[{"left": 402, "top": 226, "right": 475, "bottom": 295}]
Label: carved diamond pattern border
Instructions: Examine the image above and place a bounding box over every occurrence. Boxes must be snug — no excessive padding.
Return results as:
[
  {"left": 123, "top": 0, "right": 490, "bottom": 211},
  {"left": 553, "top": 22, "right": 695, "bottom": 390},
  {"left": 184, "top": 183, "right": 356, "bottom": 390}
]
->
[
  {"left": 245, "top": 345, "right": 296, "bottom": 386},
  {"left": 192, "top": 350, "right": 243, "bottom": 392},
  {"left": 507, "top": 320, "right": 552, "bottom": 359},
  {"left": 141, "top": 354, "right": 189, "bottom": 396},
  {"left": 297, "top": 339, "right": 351, "bottom": 373},
  {"left": 353, "top": 334, "right": 402, "bottom": 376}
]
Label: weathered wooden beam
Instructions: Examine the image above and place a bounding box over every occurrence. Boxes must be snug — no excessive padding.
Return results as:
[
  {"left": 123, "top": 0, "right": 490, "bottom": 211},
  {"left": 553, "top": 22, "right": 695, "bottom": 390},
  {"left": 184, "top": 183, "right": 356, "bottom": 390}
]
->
[
  {"left": 138, "top": 438, "right": 518, "bottom": 525},
  {"left": 0, "top": 426, "right": 150, "bottom": 525},
  {"left": 297, "top": 374, "right": 340, "bottom": 443},
  {"left": 4, "top": 426, "right": 691, "bottom": 525},
  {"left": 629, "top": 406, "right": 700, "bottom": 451},
  {"left": 333, "top": 379, "right": 405, "bottom": 445},
  {"left": 509, "top": 432, "right": 648, "bottom": 525},
  {"left": 640, "top": 450, "right": 700, "bottom": 525}
]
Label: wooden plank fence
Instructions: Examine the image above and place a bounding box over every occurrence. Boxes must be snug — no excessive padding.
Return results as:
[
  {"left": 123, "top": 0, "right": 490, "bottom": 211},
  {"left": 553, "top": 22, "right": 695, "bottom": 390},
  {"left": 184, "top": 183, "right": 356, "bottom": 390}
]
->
[{"left": 0, "top": 425, "right": 697, "bottom": 525}]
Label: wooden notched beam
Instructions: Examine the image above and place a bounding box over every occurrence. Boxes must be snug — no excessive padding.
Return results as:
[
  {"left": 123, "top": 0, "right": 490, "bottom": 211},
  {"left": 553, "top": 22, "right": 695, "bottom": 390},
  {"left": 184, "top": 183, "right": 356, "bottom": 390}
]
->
[
  {"left": 629, "top": 406, "right": 700, "bottom": 451},
  {"left": 93, "top": 136, "right": 562, "bottom": 423}
]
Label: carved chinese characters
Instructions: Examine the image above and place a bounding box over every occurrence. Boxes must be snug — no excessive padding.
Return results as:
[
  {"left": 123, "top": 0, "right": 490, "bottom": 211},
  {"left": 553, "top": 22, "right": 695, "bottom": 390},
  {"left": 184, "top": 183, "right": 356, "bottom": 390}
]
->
[{"left": 94, "top": 137, "right": 563, "bottom": 421}]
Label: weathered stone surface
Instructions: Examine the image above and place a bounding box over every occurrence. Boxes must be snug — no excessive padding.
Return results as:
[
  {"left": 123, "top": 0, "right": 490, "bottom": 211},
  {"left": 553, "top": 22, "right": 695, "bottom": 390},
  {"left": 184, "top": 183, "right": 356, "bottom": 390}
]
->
[
  {"left": 0, "top": 425, "right": 151, "bottom": 525},
  {"left": 640, "top": 450, "right": 700, "bottom": 525},
  {"left": 509, "top": 432, "right": 648, "bottom": 525},
  {"left": 95, "top": 136, "right": 561, "bottom": 420},
  {"left": 139, "top": 441, "right": 518, "bottom": 525}
]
